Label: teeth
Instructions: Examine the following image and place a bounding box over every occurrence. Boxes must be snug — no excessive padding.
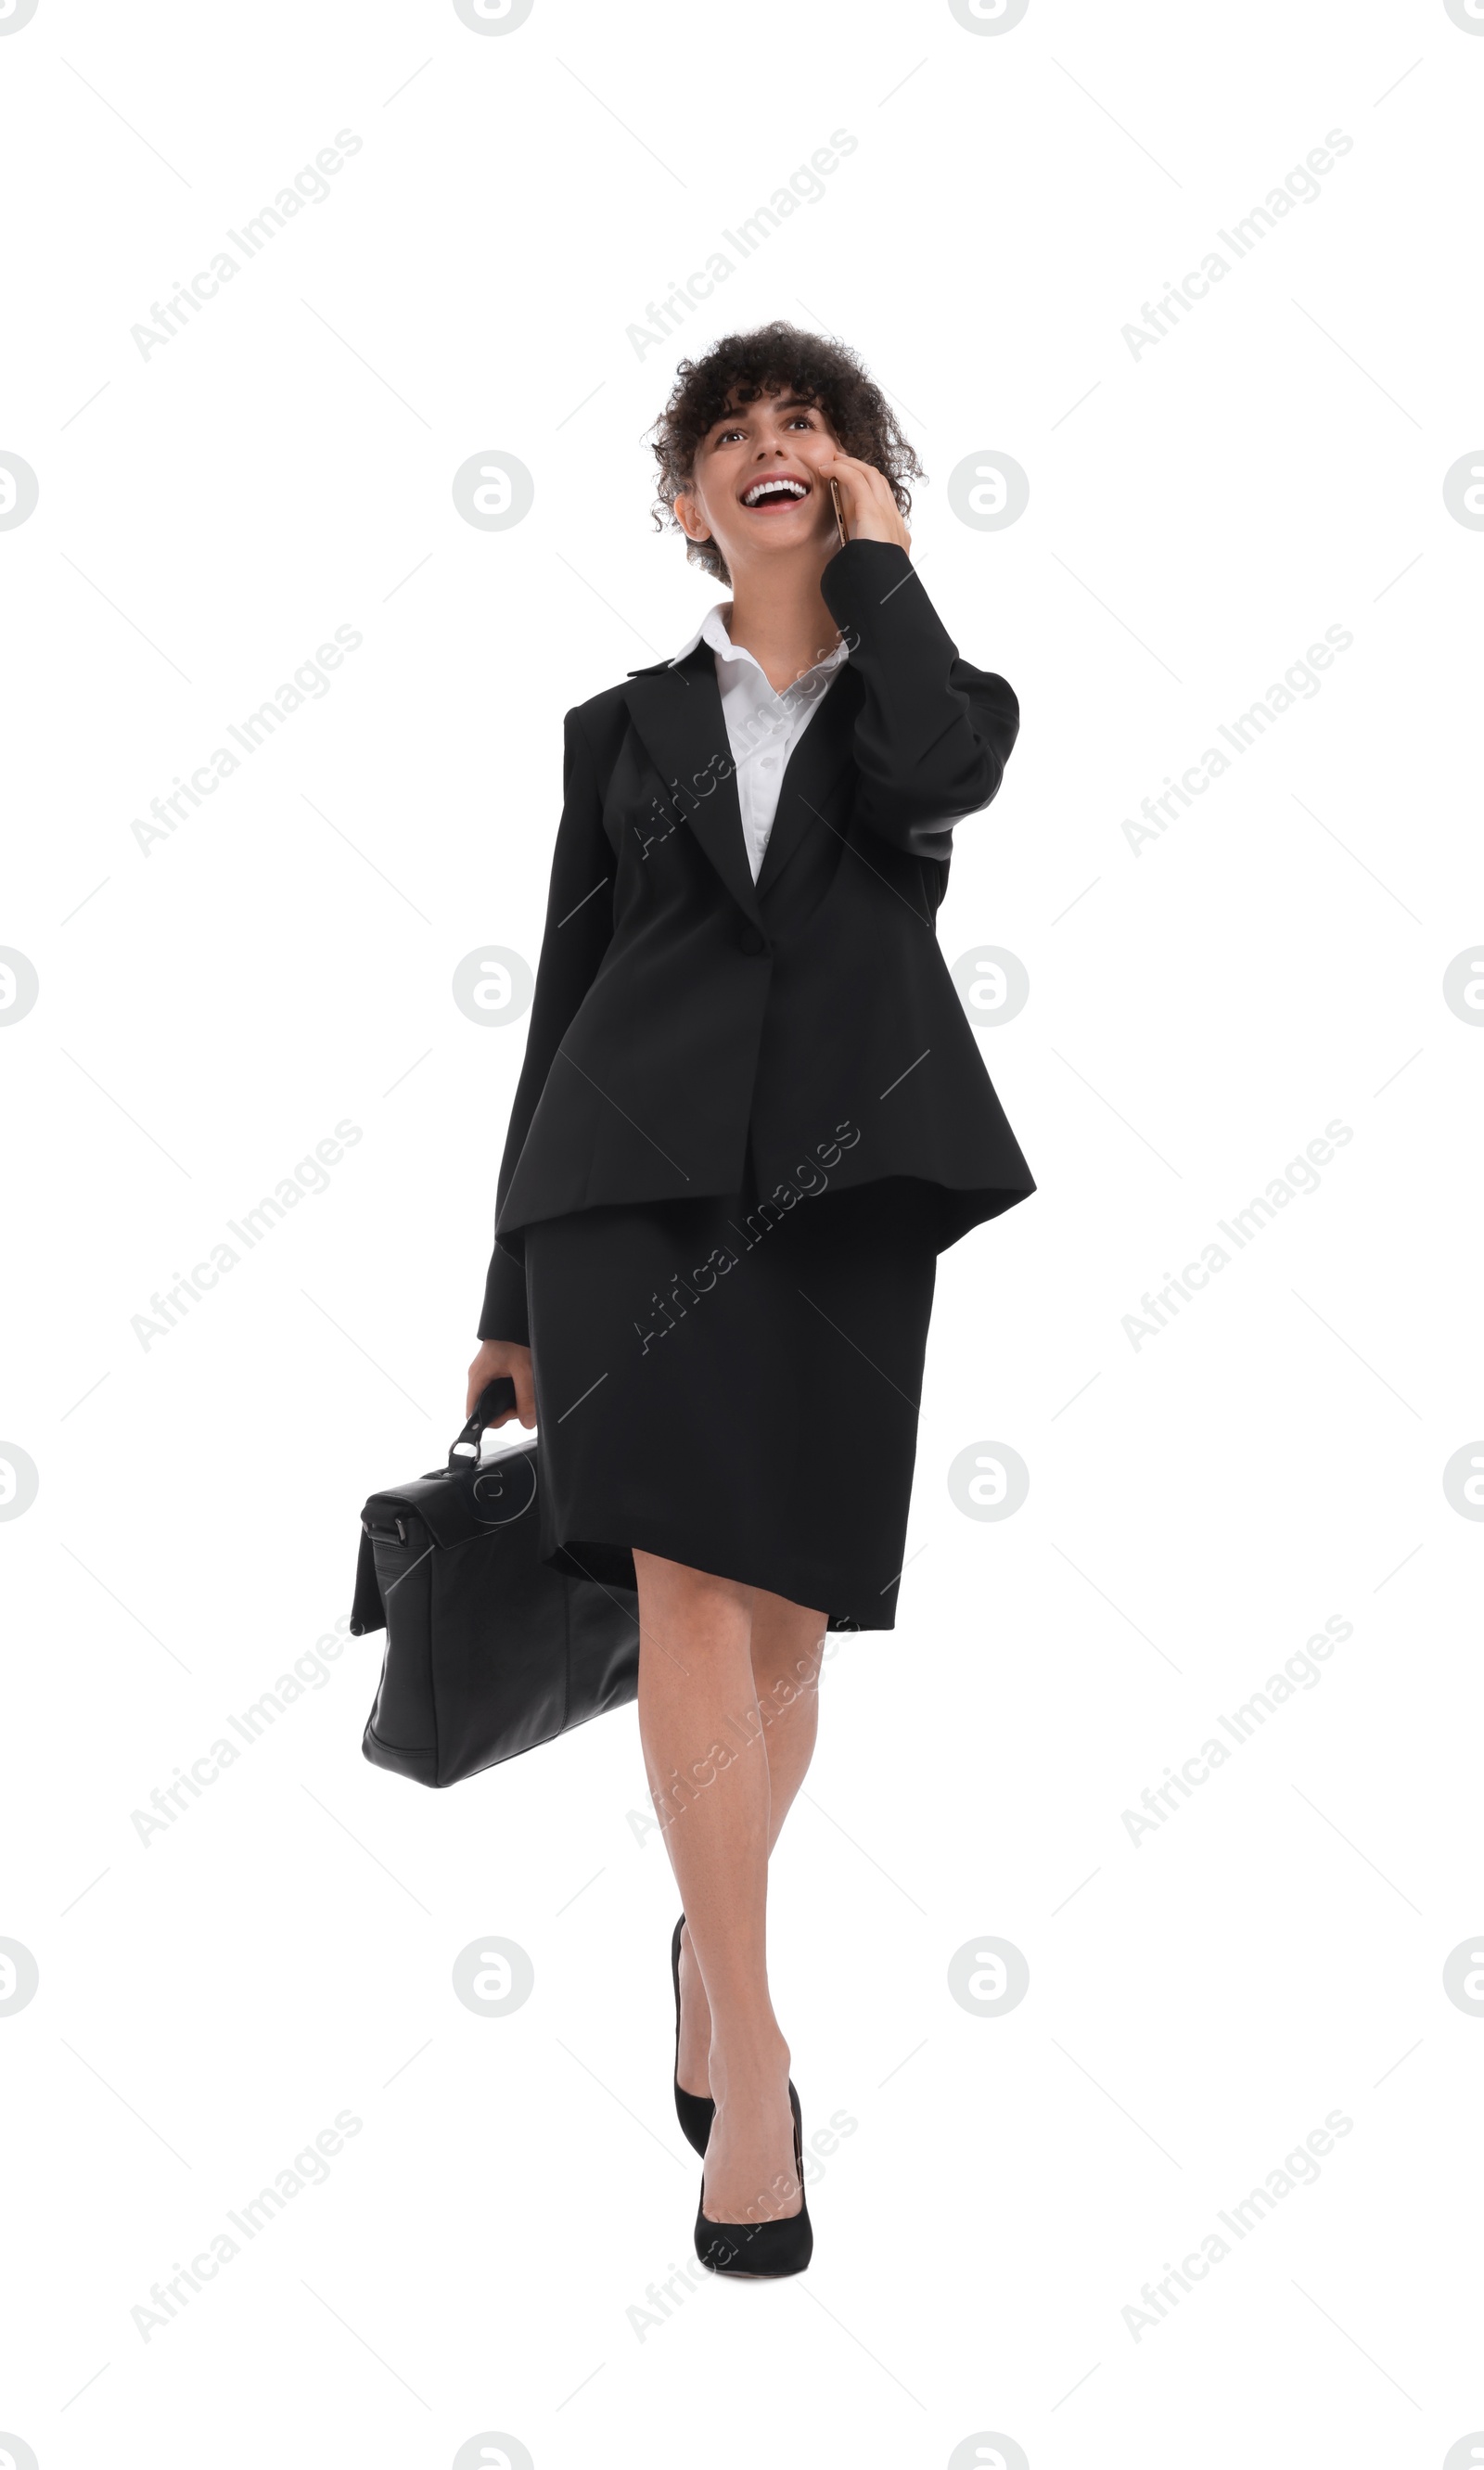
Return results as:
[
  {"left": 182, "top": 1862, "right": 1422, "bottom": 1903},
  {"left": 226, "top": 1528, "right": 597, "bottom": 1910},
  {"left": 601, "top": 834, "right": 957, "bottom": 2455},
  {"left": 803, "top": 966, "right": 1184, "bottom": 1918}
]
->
[{"left": 743, "top": 478, "right": 808, "bottom": 506}]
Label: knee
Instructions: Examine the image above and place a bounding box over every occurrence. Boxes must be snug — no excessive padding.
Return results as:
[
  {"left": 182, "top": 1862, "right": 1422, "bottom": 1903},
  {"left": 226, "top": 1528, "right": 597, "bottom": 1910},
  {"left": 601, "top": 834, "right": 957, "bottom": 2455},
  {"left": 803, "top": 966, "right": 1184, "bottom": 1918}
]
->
[{"left": 633, "top": 1550, "right": 753, "bottom": 1642}]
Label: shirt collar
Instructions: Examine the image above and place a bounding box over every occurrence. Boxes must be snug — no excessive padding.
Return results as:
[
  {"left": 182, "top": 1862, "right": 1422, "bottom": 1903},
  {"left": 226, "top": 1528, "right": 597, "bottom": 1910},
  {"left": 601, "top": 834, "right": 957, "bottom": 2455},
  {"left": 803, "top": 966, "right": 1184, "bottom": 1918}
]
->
[{"left": 669, "top": 601, "right": 849, "bottom": 695}]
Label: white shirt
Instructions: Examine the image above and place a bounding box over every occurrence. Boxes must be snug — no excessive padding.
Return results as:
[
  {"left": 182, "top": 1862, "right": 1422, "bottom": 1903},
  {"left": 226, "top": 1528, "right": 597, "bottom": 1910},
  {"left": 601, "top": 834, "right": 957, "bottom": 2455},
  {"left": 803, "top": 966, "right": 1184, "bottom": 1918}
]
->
[{"left": 669, "top": 604, "right": 849, "bottom": 881}]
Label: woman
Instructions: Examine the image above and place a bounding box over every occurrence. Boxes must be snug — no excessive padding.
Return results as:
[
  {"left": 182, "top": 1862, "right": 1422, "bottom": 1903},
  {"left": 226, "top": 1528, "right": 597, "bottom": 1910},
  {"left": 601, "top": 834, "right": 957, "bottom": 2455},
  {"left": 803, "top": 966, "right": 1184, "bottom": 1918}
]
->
[{"left": 466, "top": 323, "right": 1034, "bottom": 2276}]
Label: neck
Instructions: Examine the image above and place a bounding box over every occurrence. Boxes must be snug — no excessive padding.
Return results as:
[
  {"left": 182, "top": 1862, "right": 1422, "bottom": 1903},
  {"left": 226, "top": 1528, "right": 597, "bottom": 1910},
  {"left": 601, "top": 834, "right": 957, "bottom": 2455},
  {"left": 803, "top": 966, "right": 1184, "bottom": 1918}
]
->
[{"left": 724, "top": 549, "right": 840, "bottom": 693}]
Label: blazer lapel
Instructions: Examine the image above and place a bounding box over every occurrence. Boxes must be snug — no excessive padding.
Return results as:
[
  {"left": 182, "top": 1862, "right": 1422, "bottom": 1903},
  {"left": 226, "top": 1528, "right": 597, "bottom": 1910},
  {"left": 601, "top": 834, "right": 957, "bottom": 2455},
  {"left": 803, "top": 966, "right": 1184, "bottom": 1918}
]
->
[
  {"left": 624, "top": 650, "right": 763, "bottom": 929},
  {"left": 752, "top": 667, "right": 860, "bottom": 900}
]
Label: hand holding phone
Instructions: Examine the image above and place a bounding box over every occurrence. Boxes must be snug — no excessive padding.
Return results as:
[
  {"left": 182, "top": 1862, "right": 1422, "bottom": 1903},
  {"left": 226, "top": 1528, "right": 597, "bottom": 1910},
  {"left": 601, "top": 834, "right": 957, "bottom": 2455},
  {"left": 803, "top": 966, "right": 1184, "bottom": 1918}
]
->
[{"left": 819, "top": 454, "right": 910, "bottom": 551}]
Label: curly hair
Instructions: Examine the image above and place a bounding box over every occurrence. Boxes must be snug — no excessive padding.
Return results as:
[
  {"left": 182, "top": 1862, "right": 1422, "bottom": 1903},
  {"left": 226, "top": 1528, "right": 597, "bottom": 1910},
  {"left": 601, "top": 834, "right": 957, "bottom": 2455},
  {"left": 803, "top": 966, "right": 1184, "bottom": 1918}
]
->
[{"left": 648, "top": 320, "right": 924, "bottom": 585}]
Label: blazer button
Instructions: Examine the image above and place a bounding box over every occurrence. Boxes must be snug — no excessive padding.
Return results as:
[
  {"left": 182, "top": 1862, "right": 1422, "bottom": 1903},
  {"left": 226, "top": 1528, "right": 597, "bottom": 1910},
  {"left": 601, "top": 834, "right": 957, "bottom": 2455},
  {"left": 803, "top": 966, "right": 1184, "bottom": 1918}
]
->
[{"left": 736, "top": 925, "right": 767, "bottom": 956}]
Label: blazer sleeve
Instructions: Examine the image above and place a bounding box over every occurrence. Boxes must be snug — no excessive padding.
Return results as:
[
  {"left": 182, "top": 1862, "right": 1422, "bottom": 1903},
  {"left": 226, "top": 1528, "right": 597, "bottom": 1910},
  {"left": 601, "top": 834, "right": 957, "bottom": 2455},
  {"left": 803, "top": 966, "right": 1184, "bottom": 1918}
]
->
[
  {"left": 819, "top": 538, "right": 1019, "bottom": 864},
  {"left": 476, "top": 708, "right": 616, "bottom": 1343}
]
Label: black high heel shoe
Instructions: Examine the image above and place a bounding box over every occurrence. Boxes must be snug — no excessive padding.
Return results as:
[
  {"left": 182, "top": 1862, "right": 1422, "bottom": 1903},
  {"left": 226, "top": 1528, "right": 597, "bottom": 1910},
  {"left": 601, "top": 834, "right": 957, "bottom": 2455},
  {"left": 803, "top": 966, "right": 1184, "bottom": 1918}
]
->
[
  {"left": 694, "top": 2079, "right": 812, "bottom": 2279},
  {"left": 671, "top": 1915, "right": 715, "bottom": 2157}
]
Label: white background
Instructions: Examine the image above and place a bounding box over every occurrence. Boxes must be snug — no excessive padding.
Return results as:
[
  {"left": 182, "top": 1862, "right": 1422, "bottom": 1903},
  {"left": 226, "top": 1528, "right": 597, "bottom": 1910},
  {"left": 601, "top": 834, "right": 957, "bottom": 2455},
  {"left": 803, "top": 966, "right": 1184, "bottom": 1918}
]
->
[{"left": 3, "top": 1, "right": 1482, "bottom": 2464}]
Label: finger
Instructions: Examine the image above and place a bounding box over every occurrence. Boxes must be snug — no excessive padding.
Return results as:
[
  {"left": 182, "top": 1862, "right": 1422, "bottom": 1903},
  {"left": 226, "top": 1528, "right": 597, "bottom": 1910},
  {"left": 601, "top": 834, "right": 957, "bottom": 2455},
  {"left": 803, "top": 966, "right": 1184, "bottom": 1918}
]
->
[
  {"left": 821, "top": 450, "right": 892, "bottom": 500},
  {"left": 818, "top": 453, "right": 899, "bottom": 533},
  {"left": 514, "top": 1362, "right": 537, "bottom": 1428},
  {"left": 853, "top": 468, "right": 901, "bottom": 524},
  {"left": 823, "top": 473, "right": 868, "bottom": 538}
]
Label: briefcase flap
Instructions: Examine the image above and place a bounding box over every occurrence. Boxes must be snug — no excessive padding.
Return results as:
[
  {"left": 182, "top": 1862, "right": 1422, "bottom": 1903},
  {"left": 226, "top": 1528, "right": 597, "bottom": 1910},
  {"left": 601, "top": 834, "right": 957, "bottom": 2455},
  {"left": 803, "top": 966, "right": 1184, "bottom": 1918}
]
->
[{"left": 359, "top": 1438, "right": 540, "bottom": 1555}]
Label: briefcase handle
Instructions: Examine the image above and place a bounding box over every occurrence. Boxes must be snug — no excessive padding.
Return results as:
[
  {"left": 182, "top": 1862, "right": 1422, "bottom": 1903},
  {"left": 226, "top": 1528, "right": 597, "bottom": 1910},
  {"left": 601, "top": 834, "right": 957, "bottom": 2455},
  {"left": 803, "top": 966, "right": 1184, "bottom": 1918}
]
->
[{"left": 448, "top": 1376, "right": 522, "bottom": 1473}]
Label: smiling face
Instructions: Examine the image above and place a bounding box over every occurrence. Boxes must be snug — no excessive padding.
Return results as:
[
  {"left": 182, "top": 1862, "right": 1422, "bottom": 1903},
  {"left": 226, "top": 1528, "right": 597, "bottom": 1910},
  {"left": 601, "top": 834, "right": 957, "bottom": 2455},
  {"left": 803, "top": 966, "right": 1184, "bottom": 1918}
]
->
[{"left": 672, "top": 391, "right": 839, "bottom": 584}]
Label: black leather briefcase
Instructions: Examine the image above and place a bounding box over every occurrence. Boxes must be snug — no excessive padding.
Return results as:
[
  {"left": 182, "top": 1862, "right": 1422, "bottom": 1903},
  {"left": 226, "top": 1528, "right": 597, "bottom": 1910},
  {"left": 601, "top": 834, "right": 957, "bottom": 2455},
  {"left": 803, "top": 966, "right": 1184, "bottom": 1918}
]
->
[{"left": 350, "top": 1379, "right": 639, "bottom": 1786}]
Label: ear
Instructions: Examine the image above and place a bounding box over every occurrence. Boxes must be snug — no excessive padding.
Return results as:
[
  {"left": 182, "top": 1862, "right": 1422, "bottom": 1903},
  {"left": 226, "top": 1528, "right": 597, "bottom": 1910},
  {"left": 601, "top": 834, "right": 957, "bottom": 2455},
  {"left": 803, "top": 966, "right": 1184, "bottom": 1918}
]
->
[{"left": 672, "top": 491, "right": 712, "bottom": 547}]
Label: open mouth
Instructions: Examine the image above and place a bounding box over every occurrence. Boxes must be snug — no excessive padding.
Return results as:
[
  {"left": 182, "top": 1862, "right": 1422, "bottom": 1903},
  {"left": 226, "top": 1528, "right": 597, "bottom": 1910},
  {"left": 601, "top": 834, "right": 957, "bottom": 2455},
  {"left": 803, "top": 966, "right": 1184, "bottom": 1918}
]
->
[{"left": 740, "top": 475, "right": 812, "bottom": 511}]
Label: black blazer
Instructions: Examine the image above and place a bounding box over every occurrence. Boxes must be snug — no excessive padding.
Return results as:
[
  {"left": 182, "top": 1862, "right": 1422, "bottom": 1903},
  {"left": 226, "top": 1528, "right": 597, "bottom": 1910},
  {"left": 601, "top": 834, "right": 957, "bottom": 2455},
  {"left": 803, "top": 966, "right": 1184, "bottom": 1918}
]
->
[{"left": 479, "top": 539, "right": 1034, "bottom": 1344}]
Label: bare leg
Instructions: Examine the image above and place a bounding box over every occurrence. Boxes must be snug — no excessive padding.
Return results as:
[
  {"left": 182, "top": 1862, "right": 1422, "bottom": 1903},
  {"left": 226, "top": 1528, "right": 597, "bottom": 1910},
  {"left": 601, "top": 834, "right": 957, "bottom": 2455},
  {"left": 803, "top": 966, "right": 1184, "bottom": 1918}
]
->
[
  {"left": 675, "top": 1587, "right": 826, "bottom": 2101},
  {"left": 752, "top": 1583, "right": 828, "bottom": 1837},
  {"left": 636, "top": 1552, "right": 821, "bottom": 2222}
]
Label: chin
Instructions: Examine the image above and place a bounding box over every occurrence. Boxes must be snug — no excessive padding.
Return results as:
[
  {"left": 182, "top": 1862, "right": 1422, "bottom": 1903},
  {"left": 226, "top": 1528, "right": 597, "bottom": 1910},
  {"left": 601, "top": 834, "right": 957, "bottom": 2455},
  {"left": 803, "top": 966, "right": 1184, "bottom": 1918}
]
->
[{"left": 731, "top": 524, "right": 828, "bottom": 561}]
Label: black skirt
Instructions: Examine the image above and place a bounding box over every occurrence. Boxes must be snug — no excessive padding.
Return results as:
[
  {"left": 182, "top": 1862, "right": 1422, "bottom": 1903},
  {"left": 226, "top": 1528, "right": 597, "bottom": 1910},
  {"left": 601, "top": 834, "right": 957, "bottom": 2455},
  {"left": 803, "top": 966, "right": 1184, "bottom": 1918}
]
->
[{"left": 523, "top": 1170, "right": 941, "bottom": 1631}]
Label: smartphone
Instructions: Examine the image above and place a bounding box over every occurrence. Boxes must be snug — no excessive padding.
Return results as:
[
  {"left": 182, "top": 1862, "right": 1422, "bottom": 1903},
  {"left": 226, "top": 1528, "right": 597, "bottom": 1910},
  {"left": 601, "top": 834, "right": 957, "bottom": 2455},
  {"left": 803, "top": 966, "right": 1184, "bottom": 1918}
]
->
[{"left": 829, "top": 478, "right": 849, "bottom": 549}]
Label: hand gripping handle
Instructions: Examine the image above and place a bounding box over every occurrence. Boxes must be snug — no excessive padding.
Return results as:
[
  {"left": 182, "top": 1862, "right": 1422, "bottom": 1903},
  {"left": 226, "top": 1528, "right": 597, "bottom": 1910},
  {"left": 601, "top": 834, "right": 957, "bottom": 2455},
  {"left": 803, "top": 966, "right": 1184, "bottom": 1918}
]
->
[{"left": 447, "top": 1376, "right": 520, "bottom": 1471}]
